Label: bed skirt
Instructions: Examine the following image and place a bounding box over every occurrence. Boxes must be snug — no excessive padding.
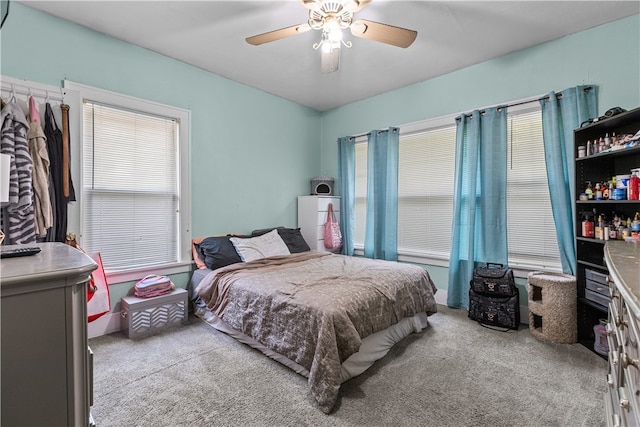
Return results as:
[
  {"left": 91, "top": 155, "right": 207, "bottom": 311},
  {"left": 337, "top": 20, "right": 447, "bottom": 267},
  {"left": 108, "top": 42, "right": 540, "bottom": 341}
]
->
[{"left": 193, "top": 302, "right": 429, "bottom": 383}]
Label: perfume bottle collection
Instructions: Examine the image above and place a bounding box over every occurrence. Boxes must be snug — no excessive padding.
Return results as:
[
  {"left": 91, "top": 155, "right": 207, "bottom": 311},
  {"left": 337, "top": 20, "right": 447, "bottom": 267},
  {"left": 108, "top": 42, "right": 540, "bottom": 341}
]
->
[
  {"left": 579, "top": 170, "right": 640, "bottom": 202},
  {"left": 580, "top": 210, "right": 640, "bottom": 241}
]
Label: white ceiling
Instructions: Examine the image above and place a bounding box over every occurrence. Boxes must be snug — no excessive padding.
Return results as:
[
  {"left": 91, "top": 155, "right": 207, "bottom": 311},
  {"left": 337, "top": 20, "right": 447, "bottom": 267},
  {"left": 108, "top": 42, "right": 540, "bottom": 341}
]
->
[{"left": 18, "top": 1, "right": 640, "bottom": 111}]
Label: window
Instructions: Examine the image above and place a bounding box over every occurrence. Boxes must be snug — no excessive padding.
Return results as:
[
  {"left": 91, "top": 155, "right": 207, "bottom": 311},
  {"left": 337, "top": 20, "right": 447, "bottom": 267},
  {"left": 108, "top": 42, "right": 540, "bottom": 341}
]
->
[
  {"left": 354, "top": 119, "right": 456, "bottom": 264},
  {"left": 506, "top": 107, "right": 560, "bottom": 270},
  {"left": 65, "top": 81, "right": 191, "bottom": 278},
  {"left": 354, "top": 104, "right": 561, "bottom": 272},
  {"left": 397, "top": 125, "right": 456, "bottom": 262}
]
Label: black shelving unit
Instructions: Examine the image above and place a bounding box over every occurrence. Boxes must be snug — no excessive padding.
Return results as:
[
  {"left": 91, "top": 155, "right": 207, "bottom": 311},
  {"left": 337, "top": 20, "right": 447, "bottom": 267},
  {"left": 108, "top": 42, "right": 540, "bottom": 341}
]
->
[{"left": 574, "top": 107, "right": 640, "bottom": 356}]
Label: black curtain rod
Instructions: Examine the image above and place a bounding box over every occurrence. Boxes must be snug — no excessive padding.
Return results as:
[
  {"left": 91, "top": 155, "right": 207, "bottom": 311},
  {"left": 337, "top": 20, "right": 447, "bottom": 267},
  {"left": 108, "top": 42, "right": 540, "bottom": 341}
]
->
[
  {"left": 456, "top": 86, "right": 593, "bottom": 121},
  {"left": 349, "top": 127, "right": 398, "bottom": 140}
]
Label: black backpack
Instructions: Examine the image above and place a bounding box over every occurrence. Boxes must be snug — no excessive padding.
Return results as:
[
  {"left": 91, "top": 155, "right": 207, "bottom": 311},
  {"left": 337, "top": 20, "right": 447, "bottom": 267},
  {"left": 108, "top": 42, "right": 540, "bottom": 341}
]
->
[{"left": 468, "top": 263, "right": 520, "bottom": 330}]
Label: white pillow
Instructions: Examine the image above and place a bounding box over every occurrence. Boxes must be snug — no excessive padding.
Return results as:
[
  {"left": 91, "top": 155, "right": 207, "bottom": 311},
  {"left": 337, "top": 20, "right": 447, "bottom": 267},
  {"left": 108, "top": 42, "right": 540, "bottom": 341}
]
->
[{"left": 229, "top": 229, "right": 290, "bottom": 262}]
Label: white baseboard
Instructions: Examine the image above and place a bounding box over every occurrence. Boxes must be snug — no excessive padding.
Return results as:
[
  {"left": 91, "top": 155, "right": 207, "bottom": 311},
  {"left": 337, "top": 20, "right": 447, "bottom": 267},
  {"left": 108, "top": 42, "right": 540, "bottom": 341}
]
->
[
  {"left": 87, "top": 290, "right": 529, "bottom": 339},
  {"left": 88, "top": 312, "right": 121, "bottom": 339}
]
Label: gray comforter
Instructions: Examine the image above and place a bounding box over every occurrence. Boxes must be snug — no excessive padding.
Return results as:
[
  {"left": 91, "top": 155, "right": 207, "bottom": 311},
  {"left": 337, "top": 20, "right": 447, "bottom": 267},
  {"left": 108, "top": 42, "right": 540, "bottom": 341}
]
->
[{"left": 195, "top": 251, "right": 438, "bottom": 413}]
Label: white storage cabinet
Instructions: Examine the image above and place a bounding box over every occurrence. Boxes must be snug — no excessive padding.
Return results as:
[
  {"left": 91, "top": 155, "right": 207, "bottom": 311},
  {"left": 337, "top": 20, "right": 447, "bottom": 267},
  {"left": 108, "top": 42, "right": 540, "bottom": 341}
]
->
[
  {"left": 121, "top": 288, "right": 188, "bottom": 340},
  {"left": 297, "top": 195, "right": 341, "bottom": 252}
]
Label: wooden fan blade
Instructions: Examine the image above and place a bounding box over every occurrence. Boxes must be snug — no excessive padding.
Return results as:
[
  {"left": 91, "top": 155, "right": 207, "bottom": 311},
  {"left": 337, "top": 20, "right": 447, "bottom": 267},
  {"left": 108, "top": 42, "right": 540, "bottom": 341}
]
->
[
  {"left": 302, "top": 0, "right": 371, "bottom": 12},
  {"left": 350, "top": 19, "right": 417, "bottom": 48},
  {"left": 299, "top": 0, "right": 319, "bottom": 10},
  {"left": 246, "top": 23, "right": 311, "bottom": 46}
]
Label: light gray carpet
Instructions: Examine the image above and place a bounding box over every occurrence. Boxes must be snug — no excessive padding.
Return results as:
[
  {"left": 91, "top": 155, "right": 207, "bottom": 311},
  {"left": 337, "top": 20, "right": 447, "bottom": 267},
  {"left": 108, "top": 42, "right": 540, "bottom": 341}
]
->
[{"left": 89, "top": 305, "right": 607, "bottom": 426}]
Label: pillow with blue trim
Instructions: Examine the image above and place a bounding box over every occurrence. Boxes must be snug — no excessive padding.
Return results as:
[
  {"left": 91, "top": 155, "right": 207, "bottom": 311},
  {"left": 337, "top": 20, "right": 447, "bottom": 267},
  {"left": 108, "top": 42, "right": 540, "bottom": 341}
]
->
[{"left": 195, "top": 236, "right": 243, "bottom": 270}]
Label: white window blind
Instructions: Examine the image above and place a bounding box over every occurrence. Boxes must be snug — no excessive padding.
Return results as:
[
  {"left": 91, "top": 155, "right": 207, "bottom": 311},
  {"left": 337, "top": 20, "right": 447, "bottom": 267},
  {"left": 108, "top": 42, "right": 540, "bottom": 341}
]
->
[
  {"left": 354, "top": 140, "right": 368, "bottom": 244},
  {"left": 397, "top": 126, "right": 456, "bottom": 259},
  {"left": 506, "top": 108, "right": 561, "bottom": 270},
  {"left": 82, "top": 102, "right": 179, "bottom": 271}
]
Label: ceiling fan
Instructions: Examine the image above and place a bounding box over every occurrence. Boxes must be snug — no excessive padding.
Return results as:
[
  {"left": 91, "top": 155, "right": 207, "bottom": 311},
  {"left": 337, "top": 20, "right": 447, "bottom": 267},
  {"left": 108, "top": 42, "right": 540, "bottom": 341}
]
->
[{"left": 246, "top": 0, "right": 417, "bottom": 73}]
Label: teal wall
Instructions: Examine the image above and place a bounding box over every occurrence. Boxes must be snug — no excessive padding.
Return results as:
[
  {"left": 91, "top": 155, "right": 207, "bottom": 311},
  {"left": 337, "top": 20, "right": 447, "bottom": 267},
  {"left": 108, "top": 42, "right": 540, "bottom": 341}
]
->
[
  {"left": 0, "top": 3, "right": 321, "bottom": 310},
  {"left": 319, "top": 14, "right": 640, "bottom": 185},
  {"left": 318, "top": 13, "right": 640, "bottom": 291},
  {"left": 1, "top": 4, "right": 639, "bottom": 308},
  {"left": 0, "top": 3, "right": 321, "bottom": 239}
]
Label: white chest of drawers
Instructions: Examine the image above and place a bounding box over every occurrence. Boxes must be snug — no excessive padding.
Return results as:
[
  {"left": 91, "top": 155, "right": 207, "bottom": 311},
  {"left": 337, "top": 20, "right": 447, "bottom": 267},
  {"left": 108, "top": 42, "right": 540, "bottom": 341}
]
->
[
  {"left": 604, "top": 241, "right": 640, "bottom": 427},
  {"left": 297, "top": 195, "right": 341, "bottom": 252}
]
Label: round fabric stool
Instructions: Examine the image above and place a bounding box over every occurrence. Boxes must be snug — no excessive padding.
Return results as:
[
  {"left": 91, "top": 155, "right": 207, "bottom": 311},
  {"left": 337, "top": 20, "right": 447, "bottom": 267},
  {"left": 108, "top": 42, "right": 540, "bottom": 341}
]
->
[{"left": 527, "top": 271, "right": 577, "bottom": 344}]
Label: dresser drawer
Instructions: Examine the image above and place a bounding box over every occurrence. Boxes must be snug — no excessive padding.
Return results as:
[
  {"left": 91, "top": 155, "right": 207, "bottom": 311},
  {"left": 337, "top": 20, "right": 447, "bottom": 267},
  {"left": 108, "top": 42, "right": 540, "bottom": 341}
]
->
[
  {"left": 586, "top": 268, "right": 609, "bottom": 285},
  {"left": 587, "top": 278, "right": 610, "bottom": 297},
  {"left": 623, "top": 367, "right": 640, "bottom": 426},
  {"left": 315, "top": 210, "right": 340, "bottom": 228},
  {"left": 316, "top": 197, "right": 340, "bottom": 212},
  {"left": 586, "top": 289, "right": 610, "bottom": 308},
  {"left": 604, "top": 383, "right": 621, "bottom": 427}
]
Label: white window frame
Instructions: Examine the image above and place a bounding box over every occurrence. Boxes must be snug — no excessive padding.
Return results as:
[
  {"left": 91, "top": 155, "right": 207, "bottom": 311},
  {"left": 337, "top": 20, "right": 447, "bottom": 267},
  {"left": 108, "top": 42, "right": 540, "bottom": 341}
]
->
[
  {"left": 353, "top": 98, "right": 563, "bottom": 276},
  {"left": 64, "top": 81, "right": 192, "bottom": 283}
]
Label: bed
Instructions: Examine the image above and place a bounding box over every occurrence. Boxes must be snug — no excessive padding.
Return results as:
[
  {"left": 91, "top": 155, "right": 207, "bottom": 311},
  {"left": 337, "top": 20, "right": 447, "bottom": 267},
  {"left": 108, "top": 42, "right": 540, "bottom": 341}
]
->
[{"left": 190, "top": 228, "right": 438, "bottom": 413}]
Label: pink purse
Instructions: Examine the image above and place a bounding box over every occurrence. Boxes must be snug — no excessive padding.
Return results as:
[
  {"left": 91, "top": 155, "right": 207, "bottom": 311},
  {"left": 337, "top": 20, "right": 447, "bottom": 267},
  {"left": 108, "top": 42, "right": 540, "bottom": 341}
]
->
[{"left": 323, "top": 203, "right": 342, "bottom": 252}]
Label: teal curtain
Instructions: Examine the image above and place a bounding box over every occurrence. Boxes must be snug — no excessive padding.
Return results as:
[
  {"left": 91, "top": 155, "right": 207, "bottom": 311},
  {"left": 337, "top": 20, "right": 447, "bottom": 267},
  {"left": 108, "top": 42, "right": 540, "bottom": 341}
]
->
[
  {"left": 338, "top": 136, "right": 355, "bottom": 256},
  {"left": 364, "top": 127, "right": 399, "bottom": 261},
  {"left": 447, "top": 108, "right": 508, "bottom": 309},
  {"left": 540, "top": 85, "right": 597, "bottom": 275}
]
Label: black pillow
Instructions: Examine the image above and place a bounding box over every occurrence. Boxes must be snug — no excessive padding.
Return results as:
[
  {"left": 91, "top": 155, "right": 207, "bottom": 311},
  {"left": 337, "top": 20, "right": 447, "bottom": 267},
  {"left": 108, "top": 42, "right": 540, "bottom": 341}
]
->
[
  {"left": 251, "top": 226, "right": 285, "bottom": 236},
  {"left": 278, "top": 228, "right": 311, "bottom": 253},
  {"left": 196, "top": 236, "right": 243, "bottom": 270},
  {"left": 251, "top": 227, "right": 310, "bottom": 253}
]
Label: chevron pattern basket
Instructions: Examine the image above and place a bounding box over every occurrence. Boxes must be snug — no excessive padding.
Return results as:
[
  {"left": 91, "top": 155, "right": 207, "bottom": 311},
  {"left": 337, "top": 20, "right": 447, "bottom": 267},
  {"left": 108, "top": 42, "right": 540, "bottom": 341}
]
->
[{"left": 121, "top": 288, "right": 188, "bottom": 339}]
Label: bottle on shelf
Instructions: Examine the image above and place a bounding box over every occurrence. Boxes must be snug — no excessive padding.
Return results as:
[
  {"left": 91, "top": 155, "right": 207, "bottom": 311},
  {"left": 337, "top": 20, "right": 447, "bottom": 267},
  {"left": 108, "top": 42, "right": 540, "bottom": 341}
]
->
[
  {"left": 622, "top": 217, "right": 632, "bottom": 240},
  {"left": 611, "top": 213, "right": 621, "bottom": 240},
  {"left": 596, "top": 215, "right": 605, "bottom": 240},
  {"left": 585, "top": 181, "right": 594, "bottom": 200},
  {"left": 632, "top": 212, "right": 640, "bottom": 237},
  {"left": 581, "top": 211, "right": 595, "bottom": 238},
  {"left": 629, "top": 171, "right": 639, "bottom": 200},
  {"left": 595, "top": 183, "right": 603, "bottom": 200}
]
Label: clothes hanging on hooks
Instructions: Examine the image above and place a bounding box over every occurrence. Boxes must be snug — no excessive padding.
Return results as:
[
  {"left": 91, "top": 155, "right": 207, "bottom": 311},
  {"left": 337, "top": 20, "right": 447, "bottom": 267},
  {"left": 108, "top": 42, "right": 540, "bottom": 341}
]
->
[
  {"left": 27, "top": 107, "right": 53, "bottom": 238},
  {"left": 44, "top": 102, "right": 73, "bottom": 243},
  {"left": 0, "top": 78, "right": 75, "bottom": 243},
  {"left": 29, "top": 95, "right": 41, "bottom": 125},
  {"left": 0, "top": 101, "right": 36, "bottom": 244},
  {"left": 61, "top": 104, "right": 70, "bottom": 198}
]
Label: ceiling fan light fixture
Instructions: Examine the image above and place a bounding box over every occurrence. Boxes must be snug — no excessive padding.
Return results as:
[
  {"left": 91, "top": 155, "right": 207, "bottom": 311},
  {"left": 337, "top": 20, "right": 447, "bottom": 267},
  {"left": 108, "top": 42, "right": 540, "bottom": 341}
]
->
[
  {"left": 247, "top": 0, "right": 416, "bottom": 72},
  {"left": 322, "top": 38, "right": 339, "bottom": 53},
  {"left": 327, "top": 27, "right": 342, "bottom": 42},
  {"left": 321, "top": 40, "right": 341, "bottom": 73}
]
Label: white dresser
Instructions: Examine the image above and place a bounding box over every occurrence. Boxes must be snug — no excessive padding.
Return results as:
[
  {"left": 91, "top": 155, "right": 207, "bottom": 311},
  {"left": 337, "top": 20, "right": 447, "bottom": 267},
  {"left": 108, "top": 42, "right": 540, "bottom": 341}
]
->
[
  {"left": 297, "top": 195, "right": 341, "bottom": 252},
  {"left": 604, "top": 241, "right": 640, "bottom": 427},
  {"left": 1, "top": 243, "right": 98, "bottom": 427}
]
